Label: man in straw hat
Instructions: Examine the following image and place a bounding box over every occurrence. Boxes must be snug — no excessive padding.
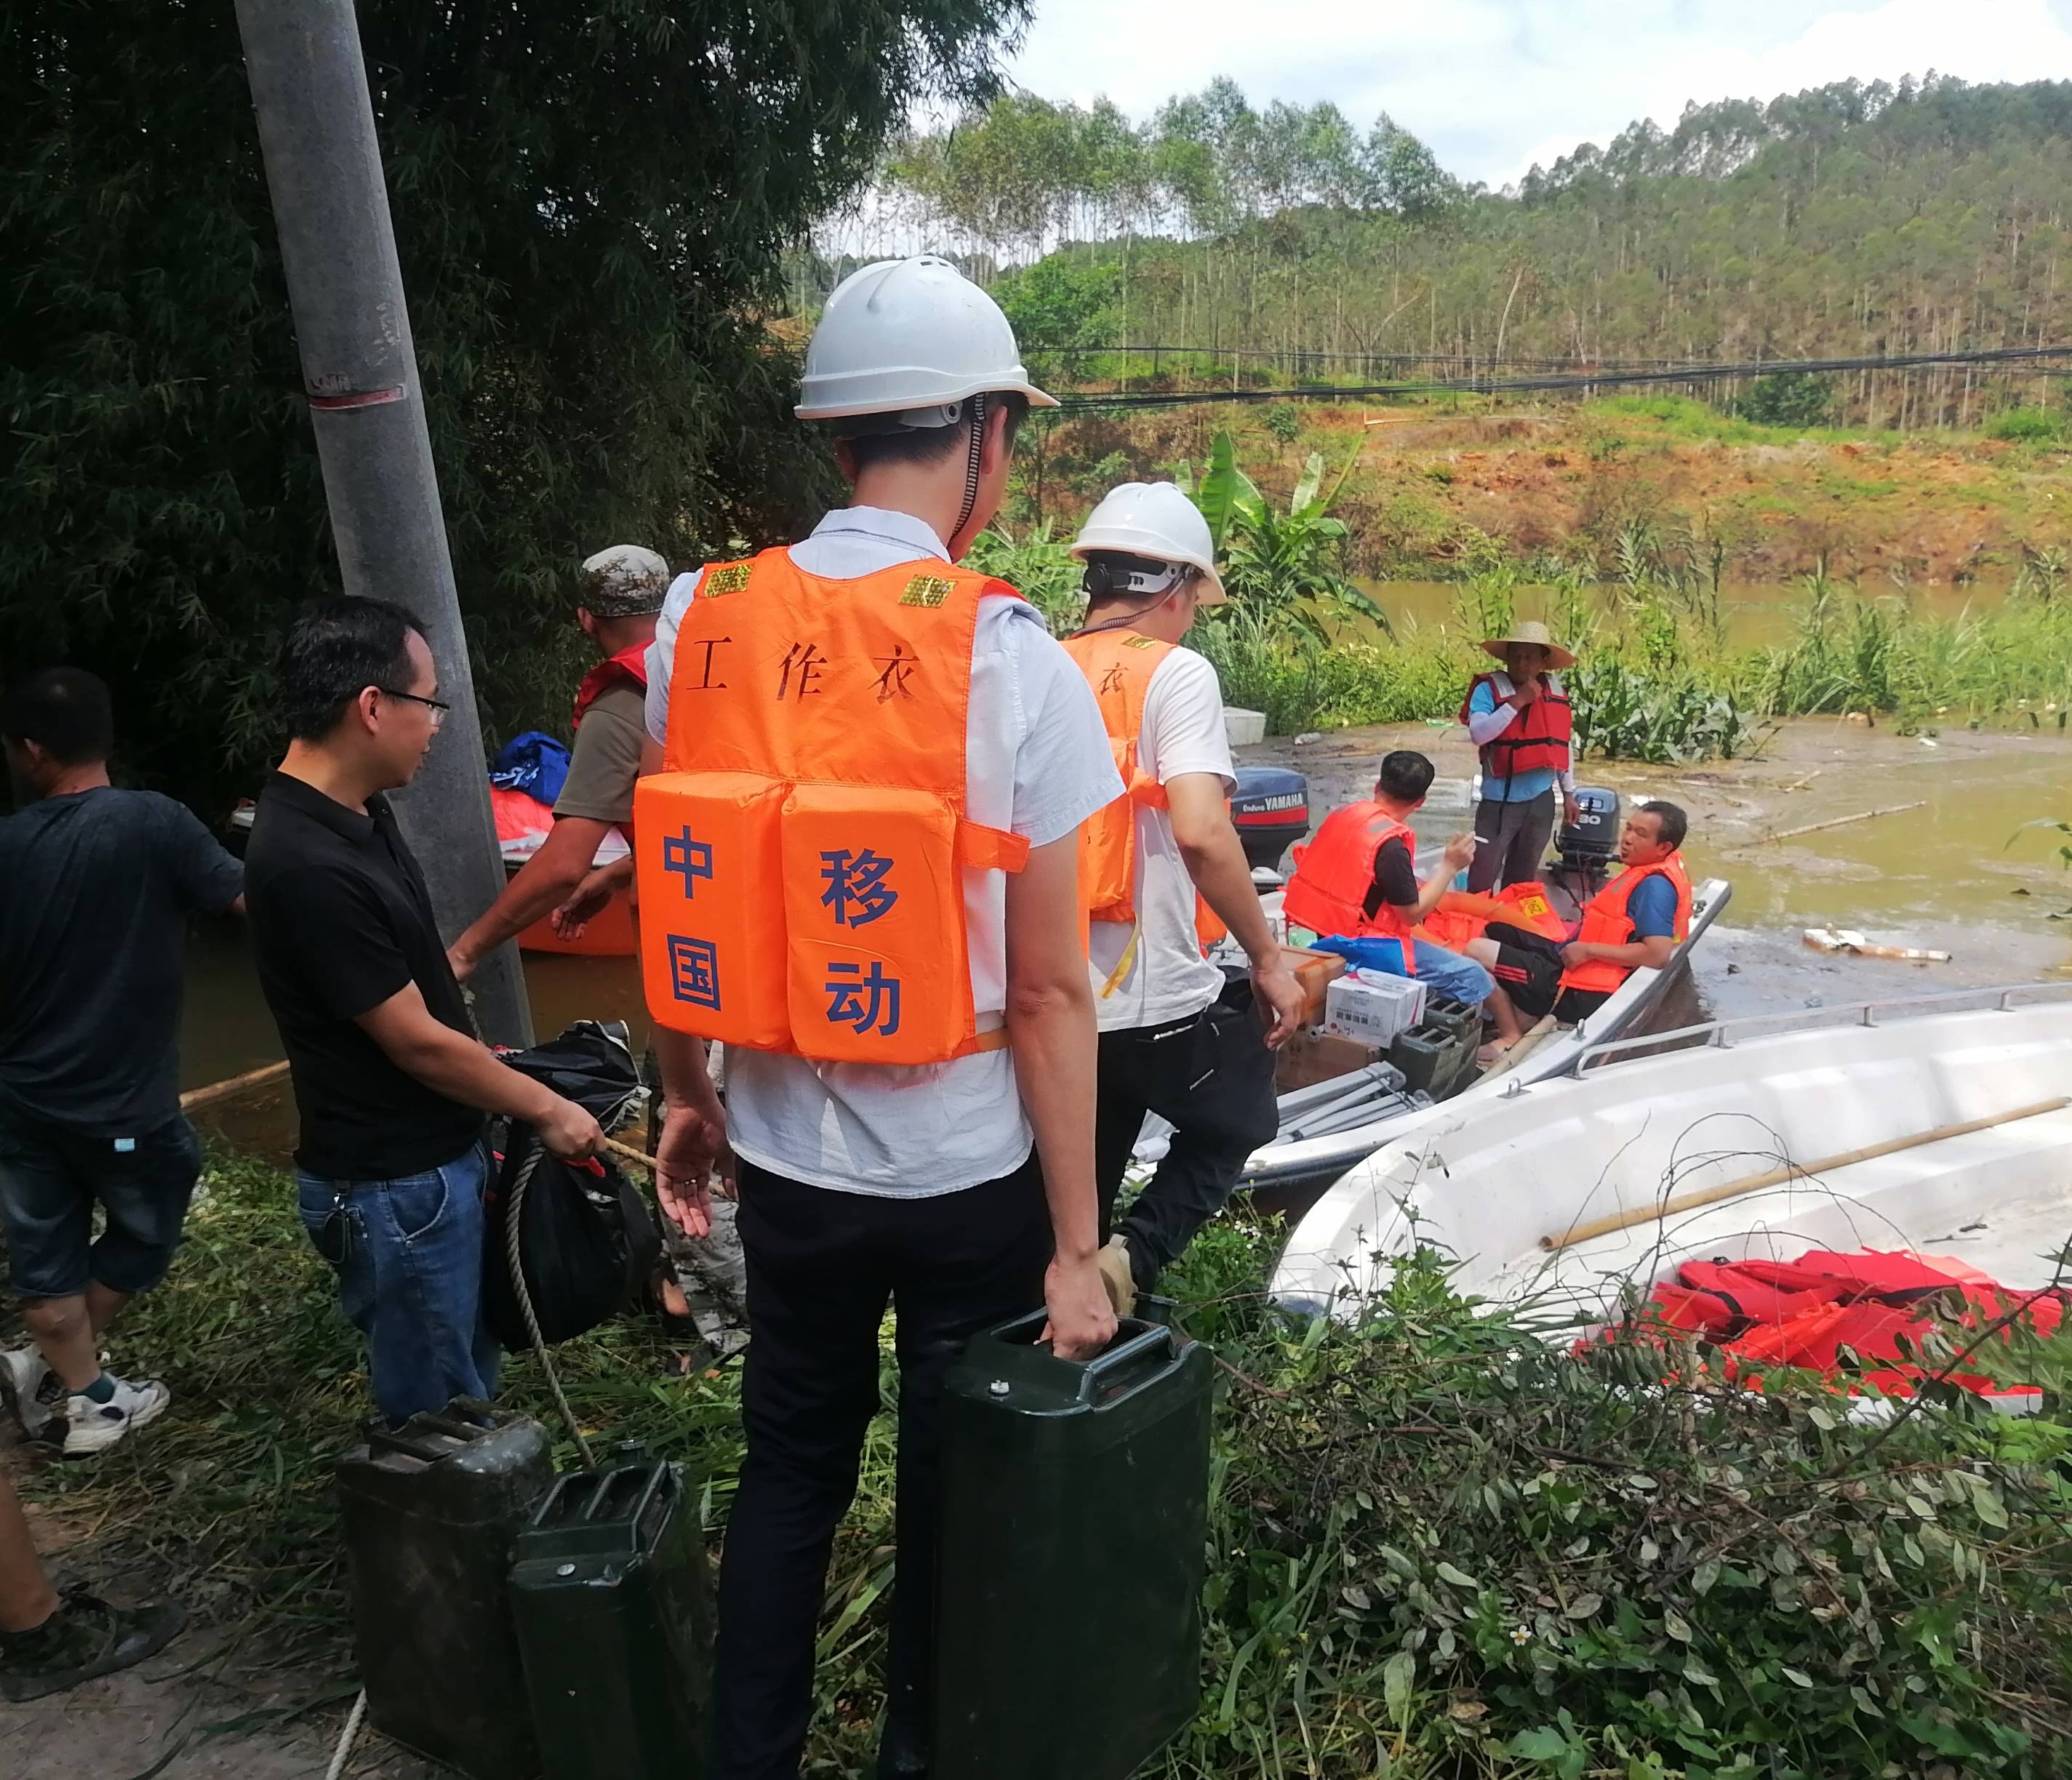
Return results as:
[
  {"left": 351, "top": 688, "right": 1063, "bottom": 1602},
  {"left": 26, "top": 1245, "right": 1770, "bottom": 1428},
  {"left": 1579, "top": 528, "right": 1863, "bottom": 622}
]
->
[
  {"left": 1457, "top": 620, "right": 1579, "bottom": 893},
  {"left": 447, "top": 544, "right": 669, "bottom": 977}
]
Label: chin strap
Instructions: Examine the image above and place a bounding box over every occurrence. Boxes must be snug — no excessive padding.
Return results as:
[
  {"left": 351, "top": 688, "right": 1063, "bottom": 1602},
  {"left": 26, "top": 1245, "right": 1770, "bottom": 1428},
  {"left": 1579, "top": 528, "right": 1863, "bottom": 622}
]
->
[{"left": 953, "top": 392, "right": 988, "bottom": 545}]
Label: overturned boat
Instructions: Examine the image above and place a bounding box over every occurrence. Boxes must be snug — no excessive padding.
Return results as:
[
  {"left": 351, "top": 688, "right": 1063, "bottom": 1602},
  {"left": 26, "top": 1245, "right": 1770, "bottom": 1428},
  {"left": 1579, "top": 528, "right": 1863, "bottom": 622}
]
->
[{"left": 1270, "top": 982, "right": 2072, "bottom": 1328}]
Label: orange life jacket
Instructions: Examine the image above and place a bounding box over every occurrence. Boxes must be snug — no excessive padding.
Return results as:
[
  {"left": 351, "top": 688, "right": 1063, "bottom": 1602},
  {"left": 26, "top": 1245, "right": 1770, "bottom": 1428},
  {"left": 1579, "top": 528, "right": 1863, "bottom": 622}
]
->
[
  {"left": 1415, "top": 881, "right": 1567, "bottom": 952},
  {"left": 1281, "top": 800, "right": 1419, "bottom": 970},
  {"left": 634, "top": 549, "right": 1029, "bottom": 1065},
  {"left": 1460, "top": 672, "right": 1572, "bottom": 782},
  {"left": 1558, "top": 853, "right": 1692, "bottom": 995},
  {"left": 572, "top": 644, "right": 651, "bottom": 730},
  {"left": 1060, "top": 629, "right": 1227, "bottom": 958}
]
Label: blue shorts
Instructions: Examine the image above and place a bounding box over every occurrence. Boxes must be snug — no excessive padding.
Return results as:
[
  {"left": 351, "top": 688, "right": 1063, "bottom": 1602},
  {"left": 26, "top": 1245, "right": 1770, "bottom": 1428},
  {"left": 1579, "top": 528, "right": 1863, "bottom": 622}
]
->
[
  {"left": 1324, "top": 936, "right": 1495, "bottom": 1008},
  {"left": 0, "top": 1108, "right": 202, "bottom": 1299}
]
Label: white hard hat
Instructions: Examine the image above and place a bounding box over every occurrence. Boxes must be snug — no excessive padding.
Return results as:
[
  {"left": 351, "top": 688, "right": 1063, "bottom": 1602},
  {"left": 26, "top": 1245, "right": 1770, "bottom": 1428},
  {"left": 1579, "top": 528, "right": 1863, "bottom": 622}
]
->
[
  {"left": 796, "top": 256, "right": 1058, "bottom": 425},
  {"left": 1068, "top": 482, "right": 1228, "bottom": 606}
]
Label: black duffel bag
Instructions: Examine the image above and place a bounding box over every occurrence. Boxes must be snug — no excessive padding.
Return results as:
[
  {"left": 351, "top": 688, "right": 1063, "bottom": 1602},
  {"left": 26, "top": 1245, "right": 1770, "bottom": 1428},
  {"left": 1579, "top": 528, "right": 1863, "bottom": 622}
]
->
[{"left": 481, "top": 1020, "right": 663, "bottom": 1348}]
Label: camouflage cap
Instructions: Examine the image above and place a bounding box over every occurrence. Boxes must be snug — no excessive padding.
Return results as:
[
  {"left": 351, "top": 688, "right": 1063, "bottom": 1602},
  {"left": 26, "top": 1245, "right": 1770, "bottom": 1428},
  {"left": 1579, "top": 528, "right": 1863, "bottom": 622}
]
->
[{"left": 579, "top": 545, "right": 671, "bottom": 618}]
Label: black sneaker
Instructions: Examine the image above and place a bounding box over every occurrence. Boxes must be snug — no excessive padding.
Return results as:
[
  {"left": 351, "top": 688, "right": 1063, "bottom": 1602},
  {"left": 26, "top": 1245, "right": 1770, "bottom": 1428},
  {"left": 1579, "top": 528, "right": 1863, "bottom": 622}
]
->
[{"left": 0, "top": 1587, "right": 186, "bottom": 1702}]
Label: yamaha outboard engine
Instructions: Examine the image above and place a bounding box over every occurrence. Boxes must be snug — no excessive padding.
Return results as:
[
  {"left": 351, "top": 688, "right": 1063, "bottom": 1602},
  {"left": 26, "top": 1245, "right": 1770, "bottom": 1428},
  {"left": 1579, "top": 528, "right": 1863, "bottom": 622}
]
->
[
  {"left": 1231, "top": 766, "right": 1309, "bottom": 873},
  {"left": 1553, "top": 786, "right": 1620, "bottom": 898},
  {"left": 1557, "top": 786, "right": 1619, "bottom": 863}
]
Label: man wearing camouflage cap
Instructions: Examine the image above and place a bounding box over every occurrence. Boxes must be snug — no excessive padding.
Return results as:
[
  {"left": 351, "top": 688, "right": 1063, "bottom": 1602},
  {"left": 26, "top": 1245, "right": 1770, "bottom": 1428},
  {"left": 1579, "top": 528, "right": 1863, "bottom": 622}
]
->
[{"left": 447, "top": 545, "right": 667, "bottom": 977}]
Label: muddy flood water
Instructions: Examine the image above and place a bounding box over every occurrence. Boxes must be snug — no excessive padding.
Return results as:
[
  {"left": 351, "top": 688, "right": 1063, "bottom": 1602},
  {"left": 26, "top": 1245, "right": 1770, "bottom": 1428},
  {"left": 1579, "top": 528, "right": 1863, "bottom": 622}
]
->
[{"left": 178, "top": 717, "right": 2072, "bottom": 1158}]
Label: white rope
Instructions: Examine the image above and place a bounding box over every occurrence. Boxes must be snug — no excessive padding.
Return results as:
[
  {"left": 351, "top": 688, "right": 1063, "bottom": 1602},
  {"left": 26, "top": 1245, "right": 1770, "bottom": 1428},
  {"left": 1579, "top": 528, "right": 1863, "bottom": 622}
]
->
[
  {"left": 503, "top": 1137, "right": 598, "bottom": 1468},
  {"left": 324, "top": 1688, "right": 368, "bottom": 1780}
]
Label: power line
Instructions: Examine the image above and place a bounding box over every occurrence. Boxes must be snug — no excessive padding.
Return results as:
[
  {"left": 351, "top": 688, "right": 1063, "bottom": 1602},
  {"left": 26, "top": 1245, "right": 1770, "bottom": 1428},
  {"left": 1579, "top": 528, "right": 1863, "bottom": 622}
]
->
[{"left": 1052, "top": 342, "right": 2072, "bottom": 412}]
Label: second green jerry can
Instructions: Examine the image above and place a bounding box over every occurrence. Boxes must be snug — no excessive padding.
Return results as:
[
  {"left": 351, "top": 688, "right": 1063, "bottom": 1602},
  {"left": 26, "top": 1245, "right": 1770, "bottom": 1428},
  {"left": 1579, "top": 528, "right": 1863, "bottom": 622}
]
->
[
  {"left": 507, "top": 1454, "right": 713, "bottom": 1780},
  {"left": 932, "top": 1313, "right": 1214, "bottom": 1780}
]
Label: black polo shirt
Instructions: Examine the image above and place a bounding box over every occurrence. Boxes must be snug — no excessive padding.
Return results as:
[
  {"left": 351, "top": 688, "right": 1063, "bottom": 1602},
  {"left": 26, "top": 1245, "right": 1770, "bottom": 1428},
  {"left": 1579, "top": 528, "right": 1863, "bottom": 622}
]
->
[{"left": 244, "top": 771, "right": 484, "bottom": 1179}]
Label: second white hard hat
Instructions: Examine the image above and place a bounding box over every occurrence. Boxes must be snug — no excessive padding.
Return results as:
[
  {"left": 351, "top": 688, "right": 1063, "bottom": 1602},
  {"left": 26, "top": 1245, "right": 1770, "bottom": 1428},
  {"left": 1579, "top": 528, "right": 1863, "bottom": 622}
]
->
[
  {"left": 1069, "top": 482, "right": 1228, "bottom": 605},
  {"left": 796, "top": 256, "right": 1058, "bottom": 425}
]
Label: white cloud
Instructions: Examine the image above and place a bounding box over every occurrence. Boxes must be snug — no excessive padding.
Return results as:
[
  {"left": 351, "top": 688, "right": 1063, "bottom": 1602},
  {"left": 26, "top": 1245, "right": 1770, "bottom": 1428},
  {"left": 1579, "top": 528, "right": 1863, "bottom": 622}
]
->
[{"left": 1000, "top": 0, "right": 2072, "bottom": 187}]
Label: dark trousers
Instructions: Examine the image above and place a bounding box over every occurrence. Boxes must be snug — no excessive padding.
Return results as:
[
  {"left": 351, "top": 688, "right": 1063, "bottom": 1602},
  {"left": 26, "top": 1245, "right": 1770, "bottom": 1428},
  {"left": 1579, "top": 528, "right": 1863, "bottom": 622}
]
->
[
  {"left": 713, "top": 1154, "right": 1052, "bottom": 1780},
  {"left": 1468, "top": 787, "right": 1557, "bottom": 893},
  {"left": 1094, "top": 979, "right": 1280, "bottom": 1292}
]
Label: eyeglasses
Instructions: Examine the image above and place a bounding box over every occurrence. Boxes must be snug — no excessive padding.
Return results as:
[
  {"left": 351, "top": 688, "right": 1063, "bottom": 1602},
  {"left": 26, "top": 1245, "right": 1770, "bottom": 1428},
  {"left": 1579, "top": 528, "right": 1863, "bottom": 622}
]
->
[{"left": 379, "top": 688, "right": 451, "bottom": 726}]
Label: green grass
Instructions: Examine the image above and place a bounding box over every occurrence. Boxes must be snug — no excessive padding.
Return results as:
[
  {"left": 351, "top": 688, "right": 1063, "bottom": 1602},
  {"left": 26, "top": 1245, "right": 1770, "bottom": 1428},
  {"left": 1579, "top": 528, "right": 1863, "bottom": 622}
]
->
[{"left": 9, "top": 1154, "right": 2071, "bottom": 1777}]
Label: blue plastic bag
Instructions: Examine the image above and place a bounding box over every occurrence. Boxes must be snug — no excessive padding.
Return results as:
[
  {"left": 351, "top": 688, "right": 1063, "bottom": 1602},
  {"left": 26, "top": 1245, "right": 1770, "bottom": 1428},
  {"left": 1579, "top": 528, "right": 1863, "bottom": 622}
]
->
[{"left": 489, "top": 731, "right": 572, "bottom": 808}]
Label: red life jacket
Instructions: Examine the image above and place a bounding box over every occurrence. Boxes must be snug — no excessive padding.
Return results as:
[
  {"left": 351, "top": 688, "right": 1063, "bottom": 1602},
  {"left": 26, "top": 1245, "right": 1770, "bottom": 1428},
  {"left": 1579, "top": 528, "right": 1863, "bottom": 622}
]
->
[
  {"left": 1282, "top": 801, "right": 1418, "bottom": 969},
  {"left": 572, "top": 644, "right": 652, "bottom": 730},
  {"left": 1460, "top": 672, "right": 1572, "bottom": 782},
  {"left": 1558, "top": 853, "right": 1693, "bottom": 995}
]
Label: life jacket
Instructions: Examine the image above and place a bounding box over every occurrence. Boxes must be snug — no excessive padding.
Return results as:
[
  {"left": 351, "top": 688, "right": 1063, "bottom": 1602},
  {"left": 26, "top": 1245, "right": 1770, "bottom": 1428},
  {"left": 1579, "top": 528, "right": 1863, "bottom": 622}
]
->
[
  {"left": 1415, "top": 881, "right": 1567, "bottom": 952},
  {"left": 634, "top": 549, "right": 1029, "bottom": 1065},
  {"left": 572, "top": 644, "right": 651, "bottom": 730},
  {"left": 1460, "top": 672, "right": 1572, "bottom": 784},
  {"left": 1558, "top": 853, "right": 1692, "bottom": 995},
  {"left": 1282, "top": 801, "right": 1418, "bottom": 971},
  {"left": 1060, "top": 629, "right": 1227, "bottom": 969}
]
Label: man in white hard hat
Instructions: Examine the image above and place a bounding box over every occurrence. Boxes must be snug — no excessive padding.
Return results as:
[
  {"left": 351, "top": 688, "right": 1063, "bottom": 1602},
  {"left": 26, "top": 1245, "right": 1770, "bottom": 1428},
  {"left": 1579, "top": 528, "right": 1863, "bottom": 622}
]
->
[
  {"left": 447, "top": 545, "right": 668, "bottom": 977},
  {"left": 1061, "top": 484, "right": 1306, "bottom": 1317},
  {"left": 637, "top": 256, "right": 1121, "bottom": 1780}
]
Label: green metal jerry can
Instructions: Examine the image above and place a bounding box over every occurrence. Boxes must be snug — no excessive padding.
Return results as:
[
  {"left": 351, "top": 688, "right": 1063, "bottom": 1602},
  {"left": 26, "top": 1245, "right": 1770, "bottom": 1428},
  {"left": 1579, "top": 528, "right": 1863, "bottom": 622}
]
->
[
  {"left": 932, "top": 1313, "right": 1214, "bottom": 1780},
  {"left": 334, "top": 1404, "right": 554, "bottom": 1780},
  {"left": 508, "top": 1454, "right": 713, "bottom": 1780}
]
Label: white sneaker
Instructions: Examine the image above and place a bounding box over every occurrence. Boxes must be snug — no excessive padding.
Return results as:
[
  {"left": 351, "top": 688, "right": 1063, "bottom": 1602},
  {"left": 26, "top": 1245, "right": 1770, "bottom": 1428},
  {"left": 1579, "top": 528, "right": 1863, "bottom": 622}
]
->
[
  {"left": 0, "top": 1346, "right": 57, "bottom": 1438},
  {"left": 57, "top": 1376, "right": 171, "bottom": 1456}
]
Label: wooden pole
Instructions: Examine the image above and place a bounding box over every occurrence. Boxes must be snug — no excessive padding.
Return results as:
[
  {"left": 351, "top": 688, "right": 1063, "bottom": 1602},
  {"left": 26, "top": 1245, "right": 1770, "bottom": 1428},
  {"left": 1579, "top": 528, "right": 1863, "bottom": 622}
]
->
[
  {"left": 1539, "top": 1097, "right": 2071, "bottom": 1252},
  {"left": 1740, "top": 800, "right": 1926, "bottom": 847},
  {"left": 179, "top": 1058, "right": 291, "bottom": 1115}
]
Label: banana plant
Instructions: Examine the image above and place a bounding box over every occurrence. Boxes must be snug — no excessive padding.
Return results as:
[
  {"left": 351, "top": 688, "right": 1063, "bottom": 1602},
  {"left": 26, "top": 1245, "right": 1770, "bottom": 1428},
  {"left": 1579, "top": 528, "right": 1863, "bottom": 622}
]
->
[{"left": 1180, "top": 428, "right": 1386, "bottom": 644}]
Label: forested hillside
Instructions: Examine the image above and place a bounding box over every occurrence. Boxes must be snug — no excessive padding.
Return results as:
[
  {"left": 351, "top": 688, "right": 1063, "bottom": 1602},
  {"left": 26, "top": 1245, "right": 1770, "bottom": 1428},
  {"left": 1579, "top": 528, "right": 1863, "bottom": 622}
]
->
[{"left": 864, "top": 75, "right": 2072, "bottom": 428}]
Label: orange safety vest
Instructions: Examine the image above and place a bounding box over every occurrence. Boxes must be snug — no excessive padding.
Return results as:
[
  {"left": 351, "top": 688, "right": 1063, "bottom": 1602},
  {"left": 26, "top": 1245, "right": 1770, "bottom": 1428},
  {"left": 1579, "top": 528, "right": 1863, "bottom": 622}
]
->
[
  {"left": 1558, "top": 853, "right": 1693, "bottom": 995},
  {"left": 1281, "top": 800, "right": 1419, "bottom": 970},
  {"left": 1060, "top": 629, "right": 1227, "bottom": 958},
  {"left": 1460, "top": 673, "right": 1572, "bottom": 783},
  {"left": 634, "top": 549, "right": 1029, "bottom": 1065},
  {"left": 1416, "top": 881, "right": 1567, "bottom": 953}
]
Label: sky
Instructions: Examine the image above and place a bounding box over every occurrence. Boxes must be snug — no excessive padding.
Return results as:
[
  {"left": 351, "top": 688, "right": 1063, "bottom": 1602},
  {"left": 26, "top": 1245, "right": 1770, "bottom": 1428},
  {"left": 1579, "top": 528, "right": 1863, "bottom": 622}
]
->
[{"left": 1001, "top": 0, "right": 2072, "bottom": 188}]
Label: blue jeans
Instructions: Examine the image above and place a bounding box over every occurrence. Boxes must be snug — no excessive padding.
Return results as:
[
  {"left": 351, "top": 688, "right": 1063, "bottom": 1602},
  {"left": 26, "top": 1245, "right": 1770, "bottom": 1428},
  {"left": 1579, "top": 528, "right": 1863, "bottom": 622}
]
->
[
  {"left": 1329, "top": 936, "right": 1496, "bottom": 1007},
  {"left": 296, "top": 1143, "right": 500, "bottom": 1427}
]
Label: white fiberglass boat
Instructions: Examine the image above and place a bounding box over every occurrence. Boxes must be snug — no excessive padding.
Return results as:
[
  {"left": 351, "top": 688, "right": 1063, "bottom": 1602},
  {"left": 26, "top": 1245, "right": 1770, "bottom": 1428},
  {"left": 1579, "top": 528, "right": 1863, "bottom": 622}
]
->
[
  {"left": 1239, "top": 875, "right": 1734, "bottom": 1198},
  {"left": 1271, "top": 983, "right": 2072, "bottom": 1323}
]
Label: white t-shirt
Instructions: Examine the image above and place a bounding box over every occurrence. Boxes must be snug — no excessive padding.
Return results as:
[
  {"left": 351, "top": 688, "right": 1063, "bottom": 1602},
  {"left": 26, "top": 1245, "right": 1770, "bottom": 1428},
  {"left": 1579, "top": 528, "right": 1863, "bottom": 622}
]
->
[
  {"left": 1085, "top": 646, "right": 1236, "bottom": 1033},
  {"left": 644, "top": 506, "right": 1121, "bottom": 1197}
]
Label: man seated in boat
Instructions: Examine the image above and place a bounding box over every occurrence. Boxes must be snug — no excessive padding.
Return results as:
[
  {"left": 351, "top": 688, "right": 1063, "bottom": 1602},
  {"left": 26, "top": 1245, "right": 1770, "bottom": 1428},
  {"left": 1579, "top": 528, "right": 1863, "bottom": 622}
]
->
[
  {"left": 1464, "top": 798, "right": 1692, "bottom": 1057},
  {"left": 1282, "top": 752, "right": 1530, "bottom": 1043}
]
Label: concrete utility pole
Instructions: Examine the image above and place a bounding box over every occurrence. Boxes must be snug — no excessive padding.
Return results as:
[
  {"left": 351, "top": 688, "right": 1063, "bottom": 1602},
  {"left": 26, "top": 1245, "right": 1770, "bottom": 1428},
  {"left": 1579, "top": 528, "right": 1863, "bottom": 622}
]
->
[{"left": 235, "top": 0, "right": 532, "bottom": 1046}]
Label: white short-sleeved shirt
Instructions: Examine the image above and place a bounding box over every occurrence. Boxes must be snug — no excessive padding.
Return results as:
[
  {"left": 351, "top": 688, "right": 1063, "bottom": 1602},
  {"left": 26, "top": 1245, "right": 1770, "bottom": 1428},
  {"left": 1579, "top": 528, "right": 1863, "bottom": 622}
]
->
[
  {"left": 645, "top": 507, "right": 1121, "bottom": 1196},
  {"left": 1085, "top": 646, "right": 1236, "bottom": 1032}
]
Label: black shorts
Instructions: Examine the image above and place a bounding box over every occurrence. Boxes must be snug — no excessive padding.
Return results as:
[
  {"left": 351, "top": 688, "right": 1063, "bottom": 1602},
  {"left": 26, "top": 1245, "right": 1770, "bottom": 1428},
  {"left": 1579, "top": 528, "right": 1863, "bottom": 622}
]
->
[
  {"left": 0, "top": 1108, "right": 201, "bottom": 1299},
  {"left": 1483, "top": 921, "right": 1564, "bottom": 1021}
]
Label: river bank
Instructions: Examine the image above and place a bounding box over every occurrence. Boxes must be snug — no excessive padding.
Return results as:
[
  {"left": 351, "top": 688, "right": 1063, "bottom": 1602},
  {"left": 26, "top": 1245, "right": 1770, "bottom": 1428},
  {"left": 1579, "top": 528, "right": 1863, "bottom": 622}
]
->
[{"left": 1020, "top": 394, "right": 2072, "bottom": 588}]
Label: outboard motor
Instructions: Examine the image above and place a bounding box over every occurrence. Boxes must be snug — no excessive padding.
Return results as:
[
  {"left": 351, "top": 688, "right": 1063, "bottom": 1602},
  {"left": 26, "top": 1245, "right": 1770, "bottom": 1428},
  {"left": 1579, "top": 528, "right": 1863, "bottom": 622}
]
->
[
  {"left": 1230, "top": 766, "right": 1309, "bottom": 873},
  {"left": 1557, "top": 786, "right": 1620, "bottom": 867}
]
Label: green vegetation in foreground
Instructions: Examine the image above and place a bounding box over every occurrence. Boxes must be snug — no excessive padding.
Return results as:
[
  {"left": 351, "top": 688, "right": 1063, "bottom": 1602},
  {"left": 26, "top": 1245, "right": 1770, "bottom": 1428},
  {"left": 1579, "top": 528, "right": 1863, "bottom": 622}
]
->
[{"left": 13, "top": 1151, "right": 2071, "bottom": 1776}]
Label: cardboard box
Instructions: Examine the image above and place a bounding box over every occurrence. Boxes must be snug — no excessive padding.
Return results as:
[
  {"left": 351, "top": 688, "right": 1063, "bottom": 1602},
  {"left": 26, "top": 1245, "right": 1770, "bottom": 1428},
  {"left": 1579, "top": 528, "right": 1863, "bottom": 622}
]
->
[
  {"left": 1323, "top": 972, "right": 1426, "bottom": 1048},
  {"left": 1284, "top": 946, "right": 1349, "bottom": 1028},
  {"left": 1275, "top": 1030, "right": 1383, "bottom": 1094}
]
